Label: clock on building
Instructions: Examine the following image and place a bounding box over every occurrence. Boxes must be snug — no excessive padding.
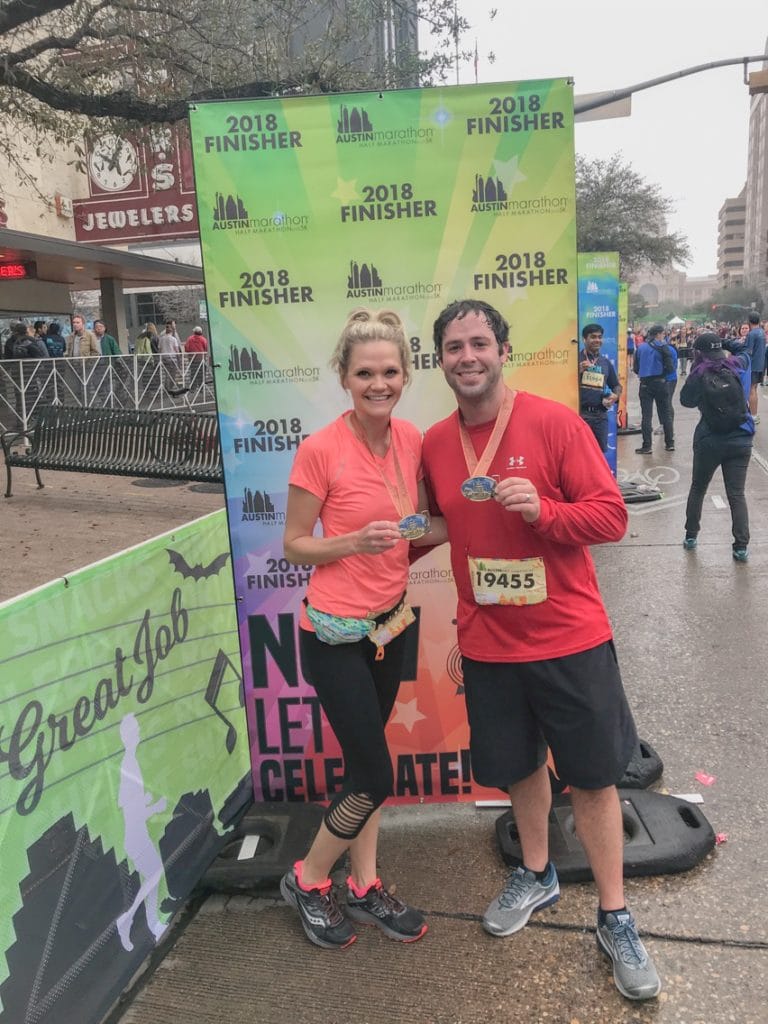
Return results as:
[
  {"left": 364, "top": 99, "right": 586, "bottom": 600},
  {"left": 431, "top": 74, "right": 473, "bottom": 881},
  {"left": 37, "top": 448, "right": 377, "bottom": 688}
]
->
[{"left": 88, "top": 135, "right": 138, "bottom": 192}]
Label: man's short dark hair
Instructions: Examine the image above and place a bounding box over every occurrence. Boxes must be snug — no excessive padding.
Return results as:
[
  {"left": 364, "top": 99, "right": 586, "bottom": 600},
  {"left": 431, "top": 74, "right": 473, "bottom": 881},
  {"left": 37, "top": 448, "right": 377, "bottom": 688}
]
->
[
  {"left": 581, "top": 323, "right": 603, "bottom": 340},
  {"left": 432, "top": 300, "right": 509, "bottom": 356},
  {"left": 748, "top": 312, "right": 760, "bottom": 325},
  {"left": 93, "top": 319, "right": 105, "bottom": 328},
  {"left": 648, "top": 324, "right": 665, "bottom": 338},
  {"left": 33, "top": 320, "right": 46, "bottom": 332}
]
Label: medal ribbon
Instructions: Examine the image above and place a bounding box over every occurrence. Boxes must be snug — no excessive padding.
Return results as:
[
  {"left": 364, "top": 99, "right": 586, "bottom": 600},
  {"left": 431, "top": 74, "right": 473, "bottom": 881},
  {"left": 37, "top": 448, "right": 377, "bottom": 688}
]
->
[
  {"left": 457, "top": 388, "right": 515, "bottom": 479},
  {"left": 349, "top": 413, "right": 416, "bottom": 520}
]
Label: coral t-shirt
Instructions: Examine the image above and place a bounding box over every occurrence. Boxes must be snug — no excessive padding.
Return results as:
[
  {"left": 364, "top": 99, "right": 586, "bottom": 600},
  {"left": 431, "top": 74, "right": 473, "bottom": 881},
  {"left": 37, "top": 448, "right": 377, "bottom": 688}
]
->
[
  {"left": 422, "top": 391, "right": 627, "bottom": 663},
  {"left": 289, "top": 412, "right": 422, "bottom": 628}
]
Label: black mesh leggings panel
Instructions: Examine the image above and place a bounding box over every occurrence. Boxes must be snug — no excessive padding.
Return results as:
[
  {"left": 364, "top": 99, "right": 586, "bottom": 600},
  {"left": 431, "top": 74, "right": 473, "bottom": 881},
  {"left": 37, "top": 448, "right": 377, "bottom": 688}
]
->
[{"left": 299, "top": 627, "right": 407, "bottom": 840}]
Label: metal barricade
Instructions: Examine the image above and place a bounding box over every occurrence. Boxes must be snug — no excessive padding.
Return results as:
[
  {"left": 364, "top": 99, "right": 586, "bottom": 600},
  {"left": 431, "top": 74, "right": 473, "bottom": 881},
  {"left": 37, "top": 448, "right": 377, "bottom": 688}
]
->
[{"left": 0, "top": 354, "right": 216, "bottom": 432}]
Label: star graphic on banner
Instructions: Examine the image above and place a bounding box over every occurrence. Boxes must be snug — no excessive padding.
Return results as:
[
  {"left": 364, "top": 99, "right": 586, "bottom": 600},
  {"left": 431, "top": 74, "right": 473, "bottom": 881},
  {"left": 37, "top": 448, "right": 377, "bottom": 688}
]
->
[
  {"left": 493, "top": 155, "right": 527, "bottom": 191},
  {"left": 391, "top": 697, "right": 426, "bottom": 734},
  {"left": 332, "top": 177, "right": 358, "bottom": 203}
]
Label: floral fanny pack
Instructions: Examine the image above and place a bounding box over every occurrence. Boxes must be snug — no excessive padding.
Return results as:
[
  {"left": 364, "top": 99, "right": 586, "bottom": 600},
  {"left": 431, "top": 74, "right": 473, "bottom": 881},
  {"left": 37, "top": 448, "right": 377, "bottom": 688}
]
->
[{"left": 306, "top": 597, "right": 414, "bottom": 660}]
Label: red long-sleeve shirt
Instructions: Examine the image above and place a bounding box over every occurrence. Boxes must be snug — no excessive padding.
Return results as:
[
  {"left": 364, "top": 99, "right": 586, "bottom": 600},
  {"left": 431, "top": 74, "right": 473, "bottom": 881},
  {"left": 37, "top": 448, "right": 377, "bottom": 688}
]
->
[{"left": 422, "top": 391, "right": 627, "bottom": 663}]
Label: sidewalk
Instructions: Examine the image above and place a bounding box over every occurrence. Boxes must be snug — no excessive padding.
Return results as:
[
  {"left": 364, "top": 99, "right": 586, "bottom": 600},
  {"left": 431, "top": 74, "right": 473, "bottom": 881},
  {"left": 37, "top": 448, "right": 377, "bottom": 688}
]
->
[
  {"left": 5, "top": 391, "right": 768, "bottom": 1024},
  {"left": 114, "top": 394, "right": 768, "bottom": 1024}
]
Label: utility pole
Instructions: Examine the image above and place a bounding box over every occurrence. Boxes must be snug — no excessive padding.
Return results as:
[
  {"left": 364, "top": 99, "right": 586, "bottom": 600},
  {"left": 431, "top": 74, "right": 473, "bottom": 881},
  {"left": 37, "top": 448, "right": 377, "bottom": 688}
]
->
[{"left": 575, "top": 54, "right": 768, "bottom": 116}]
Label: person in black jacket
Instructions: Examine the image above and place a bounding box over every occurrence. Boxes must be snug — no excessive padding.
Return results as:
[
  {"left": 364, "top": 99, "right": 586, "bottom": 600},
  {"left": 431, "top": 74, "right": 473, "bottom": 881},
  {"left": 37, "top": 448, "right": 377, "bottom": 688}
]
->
[{"left": 679, "top": 332, "right": 754, "bottom": 562}]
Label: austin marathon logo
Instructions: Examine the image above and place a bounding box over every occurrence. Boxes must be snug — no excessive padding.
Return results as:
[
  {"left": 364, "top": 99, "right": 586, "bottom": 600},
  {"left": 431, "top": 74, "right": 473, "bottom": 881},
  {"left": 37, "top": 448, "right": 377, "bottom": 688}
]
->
[
  {"left": 228, "top": 344, "right": 319, "bottom": 384},
  {"left": 470, "top": 158, "right": 567, "bottom": 217},
  {"left": 337, "top": 104, "right": 373, "bottom": 141},
  {"left": 241, "top": 487, "right": 285, "bottom": 524},
  {"left": 346, "top": 259, "right": 442, "bottom": 303},
  {"left": 336, "top": 104, "right": 433, "bottom": 147},
  {"left": 212, "top": 192, "right": 308, "bottom": 233}
]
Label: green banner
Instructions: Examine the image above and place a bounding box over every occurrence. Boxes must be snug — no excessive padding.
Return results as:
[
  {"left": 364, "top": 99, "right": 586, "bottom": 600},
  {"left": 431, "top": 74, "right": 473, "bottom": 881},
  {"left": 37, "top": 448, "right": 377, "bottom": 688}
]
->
[
  {"left": 0, "top": 510, "right": 248, "bottom": 1022},
  {"left": 189, "top": 81, "right": 577, "bottom": 802}
]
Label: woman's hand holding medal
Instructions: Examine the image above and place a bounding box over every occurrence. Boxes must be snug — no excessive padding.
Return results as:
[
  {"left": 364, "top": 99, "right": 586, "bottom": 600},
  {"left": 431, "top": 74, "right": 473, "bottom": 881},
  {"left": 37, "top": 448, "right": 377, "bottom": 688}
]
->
[
  {"left": 493, "top": 477, "right": 540, "bottom": 523},
  {"left": 353, "top": 520, "right": 403, "bottom": 555}
]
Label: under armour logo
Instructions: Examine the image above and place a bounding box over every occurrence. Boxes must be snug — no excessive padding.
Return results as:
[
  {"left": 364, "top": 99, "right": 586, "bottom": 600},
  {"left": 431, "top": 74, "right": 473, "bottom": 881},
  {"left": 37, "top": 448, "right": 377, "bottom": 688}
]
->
[{"left": 507, "top": 455, "right": 526, "bottom": 468}]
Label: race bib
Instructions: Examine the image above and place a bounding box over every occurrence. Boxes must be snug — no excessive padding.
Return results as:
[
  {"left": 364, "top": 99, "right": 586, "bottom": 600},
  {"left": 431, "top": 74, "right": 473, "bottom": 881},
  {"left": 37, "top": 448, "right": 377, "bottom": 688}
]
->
[
  {"left": 467, "top": 556, "right": 547, "bottom": 606},
  {"left": 581, "top": 369, "right": 604, "bottom": 389}
]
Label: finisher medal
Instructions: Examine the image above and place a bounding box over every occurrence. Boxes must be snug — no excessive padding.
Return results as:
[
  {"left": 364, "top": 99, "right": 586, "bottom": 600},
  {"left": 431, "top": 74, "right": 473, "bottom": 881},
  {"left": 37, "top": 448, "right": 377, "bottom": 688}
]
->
[
  {"left": 458, "top": 389, "right": 515, "bottom": 502},
  {"left": 398, "top": 512, "right": 431, "bottom": 539},
  {"left": 460, "top": 476, "right": 497, "bottom": 502}
]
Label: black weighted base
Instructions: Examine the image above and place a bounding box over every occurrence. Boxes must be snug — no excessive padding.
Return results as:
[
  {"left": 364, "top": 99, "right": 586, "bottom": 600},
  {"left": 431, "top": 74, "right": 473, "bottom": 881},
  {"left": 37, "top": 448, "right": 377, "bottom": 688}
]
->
[
  {"left": 198, "top": 803, "right": 326, "bottom": 892},
  {"left": 617, "top": 425, "right": 642, "bottom": 435},
  {"left": 621, "top": 738, "right": 664, "bottom": 788},
  {"left": 620, "top": 482, "right": 662, "bottom": 504},
  {"left": 496, "top": 790, "right": 715, "bottom": 882}
]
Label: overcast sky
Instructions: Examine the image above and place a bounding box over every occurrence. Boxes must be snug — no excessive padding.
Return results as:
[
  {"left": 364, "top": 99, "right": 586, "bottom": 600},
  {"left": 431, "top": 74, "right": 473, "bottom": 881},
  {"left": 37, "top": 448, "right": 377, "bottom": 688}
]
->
[{"left": 450, "top": 0, "right": 768, "bottom": 276}]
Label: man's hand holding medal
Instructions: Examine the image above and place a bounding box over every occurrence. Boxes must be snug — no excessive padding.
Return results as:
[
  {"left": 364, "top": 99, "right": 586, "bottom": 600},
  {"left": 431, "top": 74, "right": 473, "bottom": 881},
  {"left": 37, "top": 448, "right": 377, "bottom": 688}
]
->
[{"left": 493, "top": 477, "right": 540, "bottom": 523}]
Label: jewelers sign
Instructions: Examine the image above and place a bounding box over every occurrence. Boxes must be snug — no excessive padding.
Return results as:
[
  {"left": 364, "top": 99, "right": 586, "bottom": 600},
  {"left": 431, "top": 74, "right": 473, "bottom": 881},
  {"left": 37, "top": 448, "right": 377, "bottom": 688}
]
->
[
  {"left": 74, "top": 126, "right": 199, "bottom": 244},
  {"left": 189, "top": 81, "right": 578, "bottom": 803}
]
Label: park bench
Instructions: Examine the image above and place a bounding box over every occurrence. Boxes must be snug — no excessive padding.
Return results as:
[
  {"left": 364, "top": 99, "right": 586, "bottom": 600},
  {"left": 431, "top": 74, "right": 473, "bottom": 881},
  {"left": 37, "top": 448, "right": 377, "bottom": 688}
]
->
[{"left": 2, "top": 405, "right": 222, "bottom": 497}]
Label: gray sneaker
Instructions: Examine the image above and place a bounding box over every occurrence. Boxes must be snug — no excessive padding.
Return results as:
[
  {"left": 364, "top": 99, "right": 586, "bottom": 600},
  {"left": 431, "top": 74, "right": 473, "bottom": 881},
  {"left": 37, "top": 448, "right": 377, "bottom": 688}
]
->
[
  {"left": 596, "top": 910, "right": 662, "bottom": 1000},
  {"left": 482, "top": 863, "right": 560, "bottom": 936}
]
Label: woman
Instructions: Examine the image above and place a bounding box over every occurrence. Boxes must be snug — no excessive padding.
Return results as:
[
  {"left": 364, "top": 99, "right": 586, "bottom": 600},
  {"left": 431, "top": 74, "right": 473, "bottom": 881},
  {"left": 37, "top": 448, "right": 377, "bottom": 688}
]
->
[
  {"left": 280, "top": 308, "right": 441, "bottom": 949},
  {"left": 680, "top": 332, "right": 754, "bottom": 561},
  {"left": 677, "top": 329, "right": 693, "bottom": 376},
  {"left": 134, "top": 322, "right": 159, "bottom": 355}
]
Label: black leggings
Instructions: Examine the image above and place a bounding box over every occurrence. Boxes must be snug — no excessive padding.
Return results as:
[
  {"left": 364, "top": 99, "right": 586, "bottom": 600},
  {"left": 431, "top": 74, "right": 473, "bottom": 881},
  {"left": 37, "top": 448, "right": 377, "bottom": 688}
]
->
[
  {"left": 299, "top": 627, "right": 406, "bottom": 841},
  {"left": 685, "top": 435, "right": 752, "bottom": 548}
]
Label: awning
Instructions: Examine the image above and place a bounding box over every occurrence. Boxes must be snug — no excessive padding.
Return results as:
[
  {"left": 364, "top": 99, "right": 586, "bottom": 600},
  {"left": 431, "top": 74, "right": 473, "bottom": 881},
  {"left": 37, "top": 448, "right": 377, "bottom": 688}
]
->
[{"left": 0, "top": 227, "right": 203, "bottom": 290}]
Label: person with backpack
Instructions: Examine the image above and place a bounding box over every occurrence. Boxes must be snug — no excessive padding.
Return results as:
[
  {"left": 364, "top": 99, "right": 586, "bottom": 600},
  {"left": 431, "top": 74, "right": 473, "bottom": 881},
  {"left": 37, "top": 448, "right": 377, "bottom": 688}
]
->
[
  {"left": 679, "top": 332, "right": 754, "bottom": 563},
  {"left": 4, "top": 321, "right": 39, "bottom": 360},
  {"left": 633, "top": 324, "right": 675, "bottom": 453},
  {"left": 44, "top": 321, "right": 66, "bottom": 358}
]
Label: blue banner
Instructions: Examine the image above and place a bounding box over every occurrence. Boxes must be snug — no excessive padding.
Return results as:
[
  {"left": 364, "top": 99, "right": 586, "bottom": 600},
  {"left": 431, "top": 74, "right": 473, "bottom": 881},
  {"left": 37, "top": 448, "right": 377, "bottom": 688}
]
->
[{"left": 577, "top": 252, "right": 620, "bottom": 473}]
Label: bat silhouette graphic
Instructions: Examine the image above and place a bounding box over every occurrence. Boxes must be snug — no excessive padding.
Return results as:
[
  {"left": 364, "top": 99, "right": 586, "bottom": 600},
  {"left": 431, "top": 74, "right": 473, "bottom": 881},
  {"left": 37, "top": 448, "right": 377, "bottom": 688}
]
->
[{"left": 167, "top": 548, "right": 230, "bottom": 581}]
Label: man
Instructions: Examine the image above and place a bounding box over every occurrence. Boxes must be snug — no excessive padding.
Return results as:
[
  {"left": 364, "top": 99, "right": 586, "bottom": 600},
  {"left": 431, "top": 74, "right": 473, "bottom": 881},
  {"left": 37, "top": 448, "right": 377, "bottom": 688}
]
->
[
  {"left": 157, "top": 320, "right": 183, "bottom": 384},
  {"left": 93, "top": 319, "right": 121, "bottom": 356},
  {"left": 633, "top": 324, "right": 674, "bottom": 454},
  {"left": 422, "top": 299, "right": 661, "bottom": 1002},
  {"left": 743, "top": 312, "right": 766, "bottom": 423},
  {"left": 27, "top": 321, "right": 50, "bottom": 359},
  {"left": 4, "top": 321, "right": 38, "bottom": 359},
  {"left": 578, "top": 324, "right": 621, "bottom": 453},
  {"left": 65, "top": 314, "right": 100, "bottom": 357},
  {"left": 184, "top": 325, "right": 209, "bottom": 354},
  {"left": 162, "top": 319, "right": 183, "bottom": 349},
  {"left": 32, "top": 320, "right": 49, "bottom": 350}
]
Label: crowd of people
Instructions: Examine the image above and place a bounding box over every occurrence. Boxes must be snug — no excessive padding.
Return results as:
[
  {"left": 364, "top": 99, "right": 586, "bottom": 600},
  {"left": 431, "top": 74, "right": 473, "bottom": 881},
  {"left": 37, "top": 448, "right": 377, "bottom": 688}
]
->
[
  {"left": 2, "top": 315, "right": 209, "bottom": 360},
  {"left": 578, "top": 316, "right": 765, "bottom": 562}
]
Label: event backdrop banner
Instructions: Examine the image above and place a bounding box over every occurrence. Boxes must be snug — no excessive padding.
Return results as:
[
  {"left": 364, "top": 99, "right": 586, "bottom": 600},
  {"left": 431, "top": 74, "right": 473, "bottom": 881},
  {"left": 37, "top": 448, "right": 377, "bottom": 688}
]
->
[
  {"left": 617, "top": 281, "right": 629, "bottom": 430},
  {"left": 577, "top": 251, "right": 620, "bottom": 473},
  {"left": 188, "top": 81, "right": 577, "bottom": 804},
  {"left": 0, "top": 511, "right": 249, "bottom": 1024}
]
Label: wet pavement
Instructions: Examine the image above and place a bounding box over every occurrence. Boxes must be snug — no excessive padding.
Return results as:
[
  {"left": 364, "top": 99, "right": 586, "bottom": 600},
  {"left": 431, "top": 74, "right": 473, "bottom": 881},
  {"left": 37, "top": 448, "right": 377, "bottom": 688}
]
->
[
  {"left": 6, "top": 385, "right": 767, "bottom": 1024},
  {"left": 113, "top": 389, "right": 768, "bottom": 1024}
]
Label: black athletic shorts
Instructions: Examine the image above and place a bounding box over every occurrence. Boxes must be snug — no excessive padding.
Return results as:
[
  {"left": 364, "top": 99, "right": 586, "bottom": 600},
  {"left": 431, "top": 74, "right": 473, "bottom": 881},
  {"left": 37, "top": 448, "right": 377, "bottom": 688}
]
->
[
  {"left": 751, "top": 370, "right": 765, "bottom": 385},
  {"left": 462, "top": 641, "right": 638, "bottom": 790}
]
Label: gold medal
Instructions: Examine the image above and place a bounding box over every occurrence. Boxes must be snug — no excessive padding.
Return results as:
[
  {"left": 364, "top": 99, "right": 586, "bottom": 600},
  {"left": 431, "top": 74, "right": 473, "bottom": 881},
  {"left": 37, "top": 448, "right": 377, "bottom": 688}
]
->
[
  {"left": 398, "top": 512, "right": 431, "bottom": 539},
  {"left": 460, "top": 476, "right": 497, "bottom": 502}
]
